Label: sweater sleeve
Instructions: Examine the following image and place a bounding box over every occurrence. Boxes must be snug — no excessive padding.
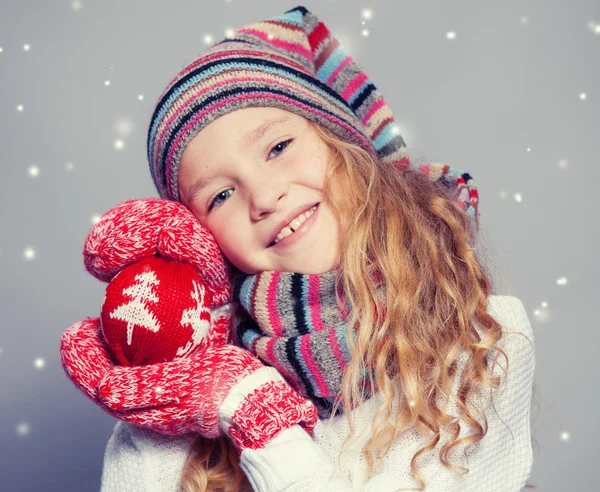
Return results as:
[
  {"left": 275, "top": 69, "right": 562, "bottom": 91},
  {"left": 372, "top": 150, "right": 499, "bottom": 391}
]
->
[
  {"left": 239, "top": 295, "right": 536, "bottom": 492},
  {"left": 100, "top": 421, "right": 197, "bottom": 492}
]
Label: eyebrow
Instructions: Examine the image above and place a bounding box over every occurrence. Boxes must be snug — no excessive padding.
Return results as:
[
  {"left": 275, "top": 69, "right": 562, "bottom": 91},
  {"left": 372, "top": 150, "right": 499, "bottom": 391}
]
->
[
  {"left": 186, "top": 116, "right": 292, "bottom": 203},
  {"left": 242, "top": 116, "right": 291, "bottom": 145}
]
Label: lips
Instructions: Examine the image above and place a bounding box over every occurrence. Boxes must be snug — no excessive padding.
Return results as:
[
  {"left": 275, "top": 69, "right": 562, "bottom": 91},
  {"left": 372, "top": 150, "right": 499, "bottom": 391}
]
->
[{"left": 267, "top": 202, "right": 320, "bottom": 247}]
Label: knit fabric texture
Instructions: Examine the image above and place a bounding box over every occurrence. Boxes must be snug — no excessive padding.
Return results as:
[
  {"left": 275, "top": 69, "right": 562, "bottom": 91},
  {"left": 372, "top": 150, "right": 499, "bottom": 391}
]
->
[
  {"left": 147, "top": 4, "right": 408, "bottom": 202},
  {"left": 145, "top": 4, "right": 480, "bottom": 241},
  {"left": 100, "top": 256, "right": 213, "bottom": 366},
  {"left": 99, "top": 295, "right": 536, "bottom": 492},
  {"left": 233, "top": 269, "right": 378, "bottom": 418}
]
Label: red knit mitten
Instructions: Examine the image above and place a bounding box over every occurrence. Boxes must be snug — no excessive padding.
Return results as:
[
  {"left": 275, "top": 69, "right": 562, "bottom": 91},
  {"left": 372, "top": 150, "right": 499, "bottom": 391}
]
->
[
  {"left": 61, "top": 318, "right": 317, "bottom": 452},
  {"left": 60, "top": 317, "right": 130, "bottom": 420},
  {"left": 83, "top": 197, "right": 232, "bottom": 308}
]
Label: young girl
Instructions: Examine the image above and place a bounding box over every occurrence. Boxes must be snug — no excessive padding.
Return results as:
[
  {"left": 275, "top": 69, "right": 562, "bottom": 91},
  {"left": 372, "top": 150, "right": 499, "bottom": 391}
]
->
[{"left": 63, "top": 5, "right": 536, "bottom": 491}]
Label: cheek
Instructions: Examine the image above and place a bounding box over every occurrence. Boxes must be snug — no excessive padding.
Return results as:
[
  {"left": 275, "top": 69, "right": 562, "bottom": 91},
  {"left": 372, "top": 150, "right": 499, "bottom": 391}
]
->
[
  {"left": 296, "top": 152, "right": 327, "bottom": 185},
  {"left": 208, "top": 217, "right": 246, "bottom": 255}
]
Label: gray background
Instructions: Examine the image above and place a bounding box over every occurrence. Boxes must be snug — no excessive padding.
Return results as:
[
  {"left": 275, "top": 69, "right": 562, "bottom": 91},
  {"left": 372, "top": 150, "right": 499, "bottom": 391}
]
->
[{"left": 1, "top": 0, "right": 598, "bottom": 490}]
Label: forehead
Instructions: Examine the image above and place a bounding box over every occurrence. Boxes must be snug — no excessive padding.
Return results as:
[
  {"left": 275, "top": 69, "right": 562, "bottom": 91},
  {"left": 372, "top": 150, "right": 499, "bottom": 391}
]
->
[
  {"left": 179, "top": 108, "right": 307, "bottom": 200},
  {"left": 190, "top": 107, "right": 301, "bottom": 151}
]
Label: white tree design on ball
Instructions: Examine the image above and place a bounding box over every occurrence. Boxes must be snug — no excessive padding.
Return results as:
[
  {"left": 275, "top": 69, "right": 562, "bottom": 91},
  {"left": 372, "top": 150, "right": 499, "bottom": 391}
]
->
[
  {"left": 109, "top": 270, "right": 161, "bottom": 345},
  {"left": 177, "top": 279, "right": 211, "bottom": 357}
]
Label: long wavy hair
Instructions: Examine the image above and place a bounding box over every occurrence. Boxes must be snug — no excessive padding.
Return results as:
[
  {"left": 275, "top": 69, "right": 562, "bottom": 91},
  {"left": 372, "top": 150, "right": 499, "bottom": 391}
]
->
[{"left": 178, "top": 119, "right": 538, "bottom": 491}]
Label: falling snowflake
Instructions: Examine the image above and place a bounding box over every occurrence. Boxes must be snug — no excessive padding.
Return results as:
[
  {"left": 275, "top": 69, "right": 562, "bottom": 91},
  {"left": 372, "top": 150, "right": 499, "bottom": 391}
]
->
[
  {"left": 16, "top": 422, "right": 31, "bottom": 436},
  {"left": 24, "top": 248, "right": 36, "bottom": 261},
  {"left": 114, "top": 117, "right": 134, "bottom": 137}
]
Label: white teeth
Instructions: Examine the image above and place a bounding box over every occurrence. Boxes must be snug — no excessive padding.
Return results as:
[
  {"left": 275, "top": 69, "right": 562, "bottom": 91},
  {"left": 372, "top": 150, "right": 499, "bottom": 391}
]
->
[{"left": 273, "top": 205, "right": 317, "bottom": 245}]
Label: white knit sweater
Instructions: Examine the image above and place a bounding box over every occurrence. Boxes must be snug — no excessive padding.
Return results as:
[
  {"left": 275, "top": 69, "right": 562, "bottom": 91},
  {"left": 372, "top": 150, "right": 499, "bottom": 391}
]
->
[{"left": 100, "top": 295, "right": 535, "bottom": 492}]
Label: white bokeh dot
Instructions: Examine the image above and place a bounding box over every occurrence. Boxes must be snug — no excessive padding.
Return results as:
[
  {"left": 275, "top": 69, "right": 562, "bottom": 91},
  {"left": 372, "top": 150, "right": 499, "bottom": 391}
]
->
[
  {"left": 17, "top": 104, "right": 24, "bottom": 112},
  {"left": 579, "top": 92, "right": 587, "bottom": 100},
  {"left": 0, "top": 47, "right": 4, "bottom": 53},
  {"left": 560, "top": 431, "right": 570, "bottom": 441},
  {"left": 558, "top": 159, "right": 568, "bottom": 169},
  {"left": 91, "top": 214, "right": 101, "bottom": 224},
  {"left": 28, "top": 165, "right": 40, "bottom": 178},
  {"left": 587, "top": 21, "right": 600, "bottom": 35},
  {"left": 556, "top": 276, "right": 568, "bottom": 286},
  {"left": 361, "top": 29, "right": 370, "bottom": 37},
  {"left": 446, "top": 31, "right": 457, "bottom": 40},
  {"left": 114, "top": 117, "right": 134, "bottom": 137},
  {"left": 34, "top": 357, "right": 46, "bottom": 369},
  {"left": 533, "top": 301, "right": 550, "bottom": 323},
  {"left": 521, "top": 17, "right": 529, "bottom": 25},
  {"left": 513, "top": 192, "right": 523, "bottom": 203},
  {"left": 16, "top": 422, "right": 31, "bottom": 437},
  {"left": 23, "top": 43, "right": 31, "bottom": 51},
  {"left": 24, "top": 247, "right": 36, "bottom": 261},
  {"left": 225, "top": 28, "right": 235, "bottom": 39},
  {"left": 137, "top": 94, "right": 144, "bottom": 101},
  {"left": 203, "top": 34, "right": 214, "bottom": 45},
  {"left": 114, "top": 139, "right": 125, "bottom": 150},
  {"left": 104, "top": 80, "right": 111, "bottom": 87},
  {"left": 71, "top": 0, "right": 83, "bottom": 11},
  {"left": 361, "top": 8, "right": 373, "bottom": 20}
]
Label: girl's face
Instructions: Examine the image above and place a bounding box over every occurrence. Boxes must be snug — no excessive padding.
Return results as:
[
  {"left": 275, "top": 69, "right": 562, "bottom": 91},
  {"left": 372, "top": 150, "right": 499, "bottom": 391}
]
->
[{"left": 178, "top": 107, "right": 341, "bottom": 275}]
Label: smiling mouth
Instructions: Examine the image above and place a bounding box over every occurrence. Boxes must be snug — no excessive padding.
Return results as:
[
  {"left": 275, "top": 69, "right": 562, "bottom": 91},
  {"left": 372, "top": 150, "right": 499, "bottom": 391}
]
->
[{"left": 268, "top": 203, "right": 319, "bottom": 247}]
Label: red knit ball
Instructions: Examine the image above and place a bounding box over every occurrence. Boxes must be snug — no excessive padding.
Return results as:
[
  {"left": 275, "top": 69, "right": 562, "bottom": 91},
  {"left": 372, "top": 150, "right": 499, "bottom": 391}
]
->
[{"left": 100, "top": 256, "right": 213, "bottom": 366}]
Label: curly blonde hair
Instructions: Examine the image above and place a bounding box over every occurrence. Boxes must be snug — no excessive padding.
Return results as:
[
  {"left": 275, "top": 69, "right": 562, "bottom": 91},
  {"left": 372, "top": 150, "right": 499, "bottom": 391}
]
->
[{"left": 179, "top": 120, "right": 538, "bottom": 491}]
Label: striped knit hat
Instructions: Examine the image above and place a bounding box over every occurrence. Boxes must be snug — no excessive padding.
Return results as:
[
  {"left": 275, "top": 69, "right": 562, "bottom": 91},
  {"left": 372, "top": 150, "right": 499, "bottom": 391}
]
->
[{"left": 147, "top": 4, "right": 408, "bottom": 202}]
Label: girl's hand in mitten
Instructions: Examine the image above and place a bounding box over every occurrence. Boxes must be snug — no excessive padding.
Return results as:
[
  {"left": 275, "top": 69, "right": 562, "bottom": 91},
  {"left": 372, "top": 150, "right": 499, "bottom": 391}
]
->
[
  {"left": 59, "top": 301, "right": 232, "bottom": 412},
  {"left": 96, "top": 344, "right": 318, "bottom": 452},
  {"left": 60, "top": 317, "right": 125, "bottom": 420},
  {"left": 83, "top": 198, "right": 231, "bottom": 308}
]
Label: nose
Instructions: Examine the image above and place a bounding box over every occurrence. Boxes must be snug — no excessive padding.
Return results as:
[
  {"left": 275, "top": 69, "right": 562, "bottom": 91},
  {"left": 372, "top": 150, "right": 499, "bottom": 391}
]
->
[{"left": 250, "top": 187, "right": 286, "bottom": 221}]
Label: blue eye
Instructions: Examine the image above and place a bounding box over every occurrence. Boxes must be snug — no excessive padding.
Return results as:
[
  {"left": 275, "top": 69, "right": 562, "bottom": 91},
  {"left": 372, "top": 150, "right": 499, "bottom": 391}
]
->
[
  {"left": 207, "top": 138, "right": 293, "bottom": 212},
  {"left": 208, "top": 189, "right": 233, "bottom": 211},
  {"left": 268, "top": 138, "right": 292, "bottom": 159}
]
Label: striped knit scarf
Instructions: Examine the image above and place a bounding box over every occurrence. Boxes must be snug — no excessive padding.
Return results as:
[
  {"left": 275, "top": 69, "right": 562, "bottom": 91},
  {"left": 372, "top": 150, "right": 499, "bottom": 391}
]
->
[{"left": 232, "top": 269, "right": 384, "bottom": 418}]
